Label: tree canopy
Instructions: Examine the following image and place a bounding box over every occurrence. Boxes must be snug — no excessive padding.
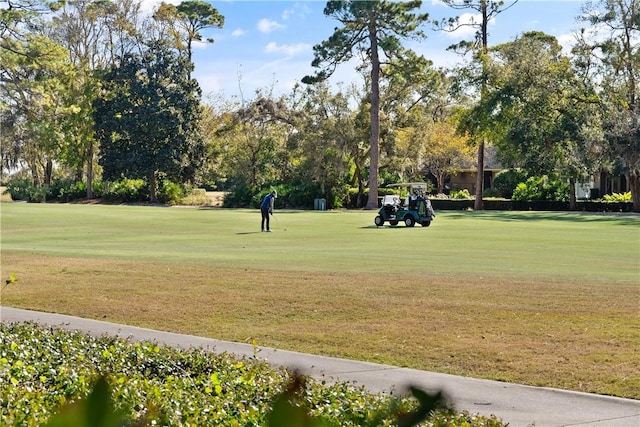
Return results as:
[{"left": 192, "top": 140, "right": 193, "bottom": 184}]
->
[
  {"left": 1, "top": 0, "right": 637, "bottom": 211},
  {"left": 303, "top": 0, "right": 430, "bottom": 209},
  {"left": 93, "top": 42, "right": 205, "bottom": 202},
  {"left": 154, "top": 0, "right": 224, "bottom": 65},
  {"left": 439, "top": 0, "right": 518, "bottom": 209},
  {"left": 573, "top": 0, "right": 640, "bottom": 211}
]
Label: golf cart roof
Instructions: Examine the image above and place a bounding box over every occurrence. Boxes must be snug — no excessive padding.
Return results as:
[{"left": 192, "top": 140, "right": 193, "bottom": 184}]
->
[{"left": 386, "top": 182, "right": 428, "bottom": 190}]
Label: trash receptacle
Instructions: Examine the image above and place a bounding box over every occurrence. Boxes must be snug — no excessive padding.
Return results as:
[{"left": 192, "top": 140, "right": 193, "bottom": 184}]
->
[{"left": 314, "top": 198, "right": 326, "bottom": 210}]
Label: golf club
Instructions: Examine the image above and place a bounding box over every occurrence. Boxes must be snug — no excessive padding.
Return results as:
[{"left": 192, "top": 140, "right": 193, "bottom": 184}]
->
[{"left": 271, "top": 213, "right": 286, "bottom": 231}]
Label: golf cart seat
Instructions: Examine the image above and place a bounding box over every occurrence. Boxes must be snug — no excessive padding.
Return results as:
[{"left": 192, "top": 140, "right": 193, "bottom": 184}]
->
[
  {"left": 381, "top": 195, "right": 401, "bottom": 207},
  {"left": 380, "top": 195, "right": 401, "bottom": 217}
]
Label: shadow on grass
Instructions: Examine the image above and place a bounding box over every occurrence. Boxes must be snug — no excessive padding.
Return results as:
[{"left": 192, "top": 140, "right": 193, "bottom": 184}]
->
[
  {"left": 361, "top": 225, "right": 431, "bottom": 230},
  {"left": 444, "top": 210, "right": 639, "bottom": 226}
]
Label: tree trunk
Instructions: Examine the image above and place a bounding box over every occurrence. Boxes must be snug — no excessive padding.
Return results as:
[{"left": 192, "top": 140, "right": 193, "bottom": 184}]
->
[
  {"left": 474, "top": 139, "right": 485, "bottom": 210},
  {"left": 44, "top": 158, "right": 53, "bottom": 186},
  {"left": 569, "top": 176, "right": 577, "bottom": 211},
  {"left": 86, "top": 142, "right": 94, "bottom": 199},
  {"left": 630, "top": 168, "right": 640, "bottom": 213},
  {"left": 149, "top": 171, "right": 158, "bottom": 203},
  {"left": 351, "top": 159, "right": 364, "bottom": 208},
  {"left": 250, "top": 149, "right": 258, "bottom": 187},
  {"left": 474, "top": 1, "right": 489, "bottom": 211},
  {"left": 365, "top": 23, "right": 381, "bottom": 210},
  {"left": 30, "top": 162, "right": 40, "bottom": 186}
]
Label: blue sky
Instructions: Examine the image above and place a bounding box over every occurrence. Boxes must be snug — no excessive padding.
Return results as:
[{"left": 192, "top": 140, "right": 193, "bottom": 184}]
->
[{"left": 142, "top": 1, "right": 589, "bottom": 102}]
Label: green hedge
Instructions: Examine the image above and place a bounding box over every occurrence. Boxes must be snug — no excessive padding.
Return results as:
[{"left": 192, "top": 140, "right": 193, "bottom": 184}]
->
[
  {"left": 0, "top": 322, "right": 506, "bottom": 427},
  {"left": 430, "top": 199, "right": 634, "bottom": 212},
  {"left": 223, "top": 183, "right": 325, "bottom": 209}
]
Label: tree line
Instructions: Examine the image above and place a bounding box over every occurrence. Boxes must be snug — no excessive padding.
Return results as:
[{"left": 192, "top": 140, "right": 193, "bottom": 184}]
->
[{"left": 1, "top": 0, "right": 638, "bottom": 212}]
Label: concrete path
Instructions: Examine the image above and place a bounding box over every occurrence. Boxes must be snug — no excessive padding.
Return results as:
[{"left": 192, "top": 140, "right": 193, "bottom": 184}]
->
[{"left": 2, "top": 307, "right": 639, "bottom": 427}]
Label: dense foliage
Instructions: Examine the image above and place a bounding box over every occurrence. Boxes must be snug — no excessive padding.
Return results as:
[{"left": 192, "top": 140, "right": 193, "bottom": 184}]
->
[
  {"left": 1, "top": 0, "right": 638, "bottom": 211},
  {"left": 3, "top": 176, "right": 187, "bottom": 205},
  {"left": 603, "top": 192, "right": 632, "bottom": 202},
  {"left": 303, "top": 0, "right": 431, "bottom": 209},
  {"left": 492, "top": 169, "right": 528, "bottom": 199},
  {"left": 512, "top": 175, "right": 570, "bottom": 202},
  {"left": 0, "top": 322, "right": 506, "bottom": 426},
  {"left": 93, "top": 42, "right": 205, "bottom": 203}
]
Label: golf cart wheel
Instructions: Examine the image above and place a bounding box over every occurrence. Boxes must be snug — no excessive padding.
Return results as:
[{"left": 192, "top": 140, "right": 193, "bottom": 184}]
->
[
  {"left": 404, "top": 216, "right": 416, "bottom": 227},
  {"left": 422, "top": 220, "right": 431, "bottom": 227},
  {"left": 374, "top": 215, "right": 384, "bottom": 227}
]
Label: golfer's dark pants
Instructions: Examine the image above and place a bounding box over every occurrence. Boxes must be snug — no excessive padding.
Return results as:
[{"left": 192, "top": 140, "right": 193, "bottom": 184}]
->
[{"left": 261, "top": 207, "right": 270, "bottom": 231}]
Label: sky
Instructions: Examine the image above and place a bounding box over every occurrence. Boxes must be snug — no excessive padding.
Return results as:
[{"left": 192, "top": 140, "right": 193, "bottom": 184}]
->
[{"left": 141, "top": 0, "right": 591, "bottom": 103}]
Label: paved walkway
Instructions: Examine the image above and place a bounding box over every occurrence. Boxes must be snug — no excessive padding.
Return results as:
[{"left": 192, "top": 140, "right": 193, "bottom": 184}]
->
[{"left": 2, "top": 307, "right": 639, "bottom": 427}]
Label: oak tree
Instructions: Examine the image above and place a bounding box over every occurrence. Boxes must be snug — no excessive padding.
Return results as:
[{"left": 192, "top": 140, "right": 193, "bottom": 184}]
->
[
  {"left": 486, "top": 32, "right": 600, "bottom": 208},
  {"left": 574, "top": 0, "right": 640, "bottom": 212}
]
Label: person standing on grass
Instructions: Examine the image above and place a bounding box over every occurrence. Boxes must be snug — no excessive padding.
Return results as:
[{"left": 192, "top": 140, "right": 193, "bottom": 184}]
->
[{"left": 260, "top": 190, "right": 277, "bottom": 232}]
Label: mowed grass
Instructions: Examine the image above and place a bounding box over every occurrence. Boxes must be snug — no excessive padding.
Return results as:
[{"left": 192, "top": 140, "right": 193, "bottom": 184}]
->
[{"left": 1, "top": 203, "right": 639, "bottom": 398}]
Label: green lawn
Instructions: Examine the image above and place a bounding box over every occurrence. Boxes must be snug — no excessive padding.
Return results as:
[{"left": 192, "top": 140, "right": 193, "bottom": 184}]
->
[
  {"left": 1, "top": 203, "right": 639, "bottom": 398},
  {"left": 2, "top": 203, "right": 638, "bottom": 282}
]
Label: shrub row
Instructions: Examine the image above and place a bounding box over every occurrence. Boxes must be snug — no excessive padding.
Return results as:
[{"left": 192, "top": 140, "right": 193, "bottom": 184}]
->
[
  {"left": 430, "top": 199, "right": 634, "bottom": 212},
  {"left": 4, "top": 176, "right": 632, "bottom": 212},
  {"left": 3, "top": 178, "right": 103, "bottom": 203},
  {"left": 0, "top": 322, "right": 505, "bottom": 426},
  {"left": 3, "top": 177, "right": 186, "bottom": 205},
  {"left": 223, "top": 183, "right": 328, "bottom": 209}
]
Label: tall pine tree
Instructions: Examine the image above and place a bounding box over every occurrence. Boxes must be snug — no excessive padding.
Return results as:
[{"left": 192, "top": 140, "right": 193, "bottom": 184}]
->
[{"left": 303, "top": 0, "right": 429, "bottom": 209}]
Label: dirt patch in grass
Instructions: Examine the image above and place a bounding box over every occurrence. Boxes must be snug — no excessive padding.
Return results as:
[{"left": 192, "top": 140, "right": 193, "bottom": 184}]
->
[{"left": 2, "top": 252, "right": 638, "bottom": 399}]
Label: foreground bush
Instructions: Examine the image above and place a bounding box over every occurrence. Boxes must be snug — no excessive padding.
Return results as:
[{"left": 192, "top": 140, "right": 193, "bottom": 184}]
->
[{"left": 0, "top": 322, "right": 505, "bottom": 426}]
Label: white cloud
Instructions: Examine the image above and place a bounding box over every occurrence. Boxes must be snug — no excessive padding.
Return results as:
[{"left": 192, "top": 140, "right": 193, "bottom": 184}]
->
[
  {"left": 196, "top": 73, "right": 224, "bottom": 96},
  {"left": 580, "top": 22, "right": 618, "bottom": 45},
  {"left": 265, "top": 42, "right": 311, "bottom": 56},
  {"left": 257, "top": 18, "right": 285, "bottom": 34},
  {"left": 556, "top": 32, "right": 578, "bottom": 54},
  {"left": 282, "top": 3, "right": 311, "bottom": 21},
  {"left": 192, "top": 39, "right": 210, "bottom": 50},
  {"left": 195, "top": 57, "right": 303, "bottom": 101},
  {"left": 282, "top": 7, "right": 295, "bottom": 21},
  {"left": 231, "top": 28, "right": 246, "bottom": 38},
  {"left": 193, "top": 52, "right": 365, "bottom": 103}
]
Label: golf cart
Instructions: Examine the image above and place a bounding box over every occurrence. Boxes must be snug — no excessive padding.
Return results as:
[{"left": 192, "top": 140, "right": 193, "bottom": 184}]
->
[{"left": 374, "top": 183, "right": 435, "bottom": 227}]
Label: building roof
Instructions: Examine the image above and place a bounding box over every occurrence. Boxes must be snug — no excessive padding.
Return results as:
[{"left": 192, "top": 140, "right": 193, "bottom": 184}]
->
[{"left": 459, "top": 145, "right": 504, "bottom": 171}]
